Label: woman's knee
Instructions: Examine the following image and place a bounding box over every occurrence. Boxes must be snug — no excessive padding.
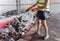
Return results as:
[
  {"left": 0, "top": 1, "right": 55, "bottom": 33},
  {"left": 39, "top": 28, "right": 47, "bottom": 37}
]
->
[{"left": 42, "top": 20, "right": 47, "bottom": 27}]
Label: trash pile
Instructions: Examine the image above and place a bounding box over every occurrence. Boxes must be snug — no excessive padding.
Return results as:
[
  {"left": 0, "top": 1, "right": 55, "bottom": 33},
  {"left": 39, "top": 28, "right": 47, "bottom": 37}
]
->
[{"left": 0, "top": 11, "right": 36, "bottom": 41}]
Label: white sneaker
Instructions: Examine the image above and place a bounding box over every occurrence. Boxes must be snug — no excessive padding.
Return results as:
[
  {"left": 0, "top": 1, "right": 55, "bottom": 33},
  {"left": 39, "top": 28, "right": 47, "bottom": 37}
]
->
[
  {"left": 43, "top": 34, "right": 49, "bottom": 40},
  {"left": 37, "top": 31, "right": 40, "bottom": 35}
]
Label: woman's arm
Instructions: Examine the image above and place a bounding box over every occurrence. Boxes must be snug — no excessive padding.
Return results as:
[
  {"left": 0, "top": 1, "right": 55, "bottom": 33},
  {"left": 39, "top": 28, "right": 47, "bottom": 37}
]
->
[{"left": 26, "top": 1, "right": 39, "bottom": 11}]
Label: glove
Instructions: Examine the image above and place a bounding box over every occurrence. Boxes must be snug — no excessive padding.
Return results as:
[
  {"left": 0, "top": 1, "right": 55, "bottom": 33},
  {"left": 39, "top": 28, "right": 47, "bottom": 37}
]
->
[{"left": 31, "top": 8, "right": 39, "bottom": 12}]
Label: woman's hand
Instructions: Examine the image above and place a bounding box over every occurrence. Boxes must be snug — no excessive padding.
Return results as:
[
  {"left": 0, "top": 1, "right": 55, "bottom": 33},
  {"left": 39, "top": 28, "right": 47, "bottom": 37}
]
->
[
  {"left": 26, "top": 7, "right": 32, "bottom": 11},
  {"left": 31, "top": 8, "right": 39, "bottom": 12}
]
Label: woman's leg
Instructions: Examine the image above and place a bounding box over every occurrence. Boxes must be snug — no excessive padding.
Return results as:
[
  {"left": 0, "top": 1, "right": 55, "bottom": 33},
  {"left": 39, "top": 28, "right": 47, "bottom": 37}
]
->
[
  {"left": 41, "top": 20, "right": 49, "bottom": 40},
  {"left": 42, "top": 20, "right": 48, "bottom": 35},
  {"left": 36, "top": 18, "right": 41, "bottom": 35}
]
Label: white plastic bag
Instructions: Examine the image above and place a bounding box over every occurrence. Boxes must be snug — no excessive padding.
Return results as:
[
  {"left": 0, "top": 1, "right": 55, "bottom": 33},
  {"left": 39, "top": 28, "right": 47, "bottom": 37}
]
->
[
  {"left": 22, "top": 12, "right": 30, "bottom": 21},
  {"left": 44, "top": 12, "right": 50, "bottom": 19},
  {"left": 28, "top": 11, "right": 36, "bottom": 23}
]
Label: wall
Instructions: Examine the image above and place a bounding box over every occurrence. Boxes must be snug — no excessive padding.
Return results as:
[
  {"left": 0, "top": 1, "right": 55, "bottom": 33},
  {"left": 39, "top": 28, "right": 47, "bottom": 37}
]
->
[
  {"left": 50, "top": 0, "right": 60, "bottom": 14},
  {"left": 20, "top": 0, "right": 37, "bottom": 13},
  {"left": 0, "top": 0, "right": 60, "bottom": 15},
  {"left": 0, "top": 0, "right": 16, "bottom": 15}
]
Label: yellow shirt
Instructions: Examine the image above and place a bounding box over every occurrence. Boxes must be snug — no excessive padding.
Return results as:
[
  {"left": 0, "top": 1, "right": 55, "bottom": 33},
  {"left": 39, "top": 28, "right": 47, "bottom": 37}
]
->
[
  {"left": 37, "top": 0, "right": 50, "bottom": 11},
  {"left": 37, "top": 0, "right": 45, "bottom": 7}
]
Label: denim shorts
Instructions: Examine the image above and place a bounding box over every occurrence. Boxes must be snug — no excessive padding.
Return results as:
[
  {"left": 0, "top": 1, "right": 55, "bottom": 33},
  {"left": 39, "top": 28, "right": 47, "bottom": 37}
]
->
[{"left": 36, "top": 10, "right": 48, "bottom": 20}]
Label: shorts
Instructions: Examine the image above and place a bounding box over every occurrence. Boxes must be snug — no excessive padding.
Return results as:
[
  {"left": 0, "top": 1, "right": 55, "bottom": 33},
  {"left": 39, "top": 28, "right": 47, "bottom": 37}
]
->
[{"left": 36, "top": 10, "right": 46, "bottom": 20}]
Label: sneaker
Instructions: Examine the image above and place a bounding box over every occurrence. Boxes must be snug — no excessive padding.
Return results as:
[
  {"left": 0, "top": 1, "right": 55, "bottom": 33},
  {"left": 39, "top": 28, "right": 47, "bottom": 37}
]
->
[
  {"left": 37, "top": 31, "right": 40, "bottom": 35},
  {"left": 43, "top": 34, "right": 49, "bottom": 40}
]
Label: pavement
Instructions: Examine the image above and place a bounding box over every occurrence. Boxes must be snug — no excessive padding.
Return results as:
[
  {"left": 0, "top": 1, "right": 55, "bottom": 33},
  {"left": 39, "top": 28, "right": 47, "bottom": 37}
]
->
[{"left": 5, "top": 13, "right": 60, "bottom": 41}]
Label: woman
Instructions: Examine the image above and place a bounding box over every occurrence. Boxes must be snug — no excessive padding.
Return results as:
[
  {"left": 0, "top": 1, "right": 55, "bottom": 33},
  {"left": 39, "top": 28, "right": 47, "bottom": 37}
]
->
[{"left": 26, "top": 0, "right": 50, "bottom": 40}]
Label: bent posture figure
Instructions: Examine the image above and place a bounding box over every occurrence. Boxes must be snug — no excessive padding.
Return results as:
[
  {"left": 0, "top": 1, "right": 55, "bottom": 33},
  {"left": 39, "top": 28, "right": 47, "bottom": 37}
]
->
[{"left": 26, "top": 0, "right": 50, "bottom": 40}]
